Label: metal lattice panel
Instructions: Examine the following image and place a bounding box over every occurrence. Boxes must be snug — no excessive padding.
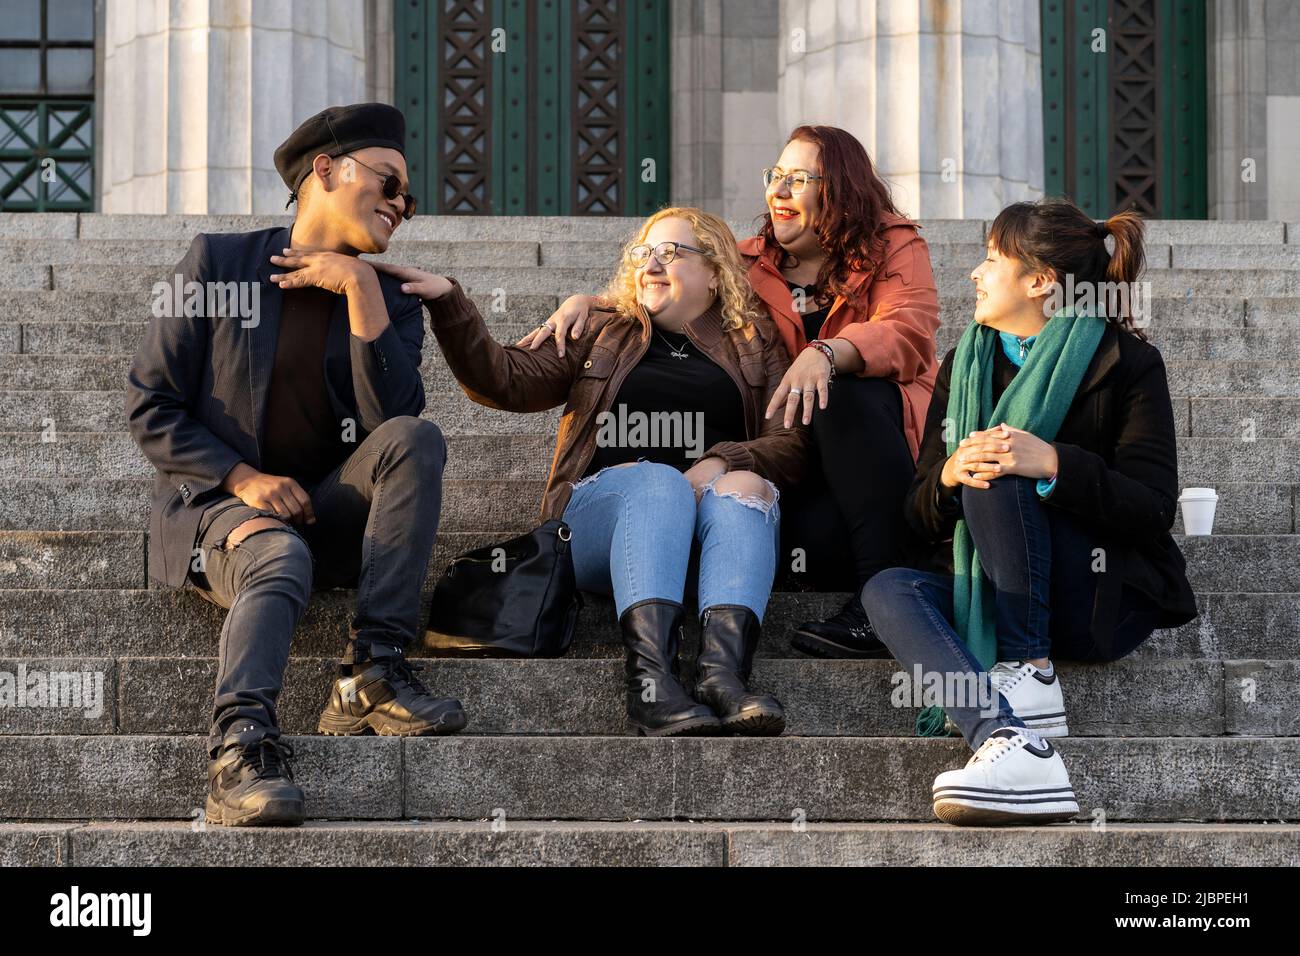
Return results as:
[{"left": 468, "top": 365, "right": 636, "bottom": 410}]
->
[
  {"left": 0, "top": 101, "right": 92, "bottom": 211},
  {"left": 437, "top": 0, "right": 492, "bottom": 213},
  {"left": 1109, "top": 0, "right": 1160, "bottom": 215},
  {"left": 572, "top": 0, "right": 623, "bottom": 215}
]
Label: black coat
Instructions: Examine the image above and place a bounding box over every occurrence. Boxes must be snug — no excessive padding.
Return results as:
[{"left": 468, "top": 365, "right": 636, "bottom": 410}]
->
[
  {"left": 125, "top": 226, "right": 427, "bottom": 587},
  {"left": 906, "top": 323, "right": 1198, "bottom": 642}
]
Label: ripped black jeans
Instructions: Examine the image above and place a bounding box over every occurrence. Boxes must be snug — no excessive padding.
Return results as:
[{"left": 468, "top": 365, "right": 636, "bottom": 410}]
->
[{"left": 189, "top": 416, "right": 447, "bottom": 754}]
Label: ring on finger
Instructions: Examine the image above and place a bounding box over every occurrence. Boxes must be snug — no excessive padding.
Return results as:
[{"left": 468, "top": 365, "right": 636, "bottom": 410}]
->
[{"left": 789, "top": 386, "right": 803, "bottom": 395}]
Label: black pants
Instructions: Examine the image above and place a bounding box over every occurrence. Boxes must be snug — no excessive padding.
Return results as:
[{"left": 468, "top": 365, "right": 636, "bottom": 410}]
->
[
  {"left": 189, "top": 416, "right": 446, "bottom": 754},
  {"left": 778, "top": 375, "right": 916, "bottom": 592}
]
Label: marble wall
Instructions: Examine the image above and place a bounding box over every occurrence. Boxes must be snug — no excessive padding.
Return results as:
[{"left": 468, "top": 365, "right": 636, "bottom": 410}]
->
[
  {"left": 777, "top": 0, "right": 1044, "bottom": 220},
  {"left": 101, "top": 0, "right": 369, "bottom": 214},
  {"left": 1210, "top": 0, "right": 1300, "bottom": 221}
]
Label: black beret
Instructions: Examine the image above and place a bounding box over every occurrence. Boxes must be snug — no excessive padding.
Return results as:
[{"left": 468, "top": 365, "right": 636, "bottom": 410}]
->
[{"left": 274, "top": 102, "right": 406, "bottom": 200}]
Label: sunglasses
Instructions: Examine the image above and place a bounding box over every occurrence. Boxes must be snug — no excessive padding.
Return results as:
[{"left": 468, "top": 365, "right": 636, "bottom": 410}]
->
[{"left": 343, "top": 155, "right": 417, "bottom": 220}]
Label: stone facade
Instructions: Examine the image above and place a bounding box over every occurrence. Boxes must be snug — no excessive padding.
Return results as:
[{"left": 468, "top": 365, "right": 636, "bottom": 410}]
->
[
  {"left": 100, "top": 0, "right": 371, "bottom": 214},
  {"left": 777, "top": 0, "right": 1044, "bottom": 220},
  {"left": 669, "top": 0, "right": 785, "bottom": 221},
  {"left": 82, "top": 0, "right": 1294, "bottom": 221},
  {"left": 1209, "top": 0, "right": 1300, "bottom": 221}
]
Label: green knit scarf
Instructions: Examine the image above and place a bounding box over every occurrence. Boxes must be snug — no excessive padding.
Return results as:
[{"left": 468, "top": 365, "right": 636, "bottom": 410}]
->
[{"left": 916, "top": 310, "right": 1106, "bottom": 737}]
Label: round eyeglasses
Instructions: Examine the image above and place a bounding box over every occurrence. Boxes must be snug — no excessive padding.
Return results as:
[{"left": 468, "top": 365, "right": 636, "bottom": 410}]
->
[
  {"left": 763, "top": 167, "right": 823, "bottom": 195},
  {"left": 626, "top": 241, "right": 708, "bottom": 267}
]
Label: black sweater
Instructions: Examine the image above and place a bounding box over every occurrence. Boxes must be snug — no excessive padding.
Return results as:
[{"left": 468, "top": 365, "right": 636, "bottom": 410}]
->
[{"left": 906, "top": 323, "right": 1198, "bottom": 641}]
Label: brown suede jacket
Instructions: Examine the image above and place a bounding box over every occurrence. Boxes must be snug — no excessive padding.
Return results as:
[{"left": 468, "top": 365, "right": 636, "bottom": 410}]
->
[{"left": 424, "top": 279, "right": 810, "bottom": 520}]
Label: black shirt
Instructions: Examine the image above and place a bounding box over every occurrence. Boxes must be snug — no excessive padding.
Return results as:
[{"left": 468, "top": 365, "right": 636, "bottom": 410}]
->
[
  {"left": 261, "top": 287, "right": 350, "bottom": 485},
  {"left": 583, "top": 327, "right": 747, "bottom": 476},
  {"left": 786, "top": 280, "right": 829, "bottom": 340}
]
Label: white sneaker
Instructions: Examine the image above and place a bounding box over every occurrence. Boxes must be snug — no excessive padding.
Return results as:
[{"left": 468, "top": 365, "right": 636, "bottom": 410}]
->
[
  {"left": 932, "top": 728, "right": 1079, "bottom": 826},
  {"left": 990, "top": 660, "right": 1068, "bottom": 736}
]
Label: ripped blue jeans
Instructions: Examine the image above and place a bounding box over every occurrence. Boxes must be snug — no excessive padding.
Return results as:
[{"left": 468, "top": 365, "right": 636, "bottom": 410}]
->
[{"left": 562, "top": 460, "right": 781, "bottom": 620}]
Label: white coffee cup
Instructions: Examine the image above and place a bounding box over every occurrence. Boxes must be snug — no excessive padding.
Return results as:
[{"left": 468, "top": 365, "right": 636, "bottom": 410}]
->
[{"left": 1179, "top": 487, "right": 1219, "bottom": 536}]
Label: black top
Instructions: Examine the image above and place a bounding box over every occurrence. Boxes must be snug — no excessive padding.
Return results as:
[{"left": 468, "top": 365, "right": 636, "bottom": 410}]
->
[
  {"left": 261, "top": 287, "right": 350, "bottom": 484},
  {"left": 905, "top": 324, "right": 1198, "bottom": 640},
  {"left": 583, "top": 327, "right": 747, "bottom": 476},
  {"left": 786, "top": 280, "right": 829, "bottom": 341}
]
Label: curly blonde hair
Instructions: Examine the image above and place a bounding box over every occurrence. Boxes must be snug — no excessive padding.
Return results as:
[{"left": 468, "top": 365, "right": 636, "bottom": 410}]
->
[{"left": 604, "top": 206, "right": 762, "bottom": 332}]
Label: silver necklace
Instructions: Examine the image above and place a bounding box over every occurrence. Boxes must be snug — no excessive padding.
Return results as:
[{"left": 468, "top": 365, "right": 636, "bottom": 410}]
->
[{"left": 656, "top": 329, "right": 690, "bottom": 359}]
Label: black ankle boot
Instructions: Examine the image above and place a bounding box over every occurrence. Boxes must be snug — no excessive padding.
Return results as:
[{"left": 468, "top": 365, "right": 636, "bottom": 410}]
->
[
  {"left": 620, "top": 599, "right": 720, "bottom": 737},
  {"left": 318, "top": 645, "right": 468, "bottom": 737},
  {"left": 695, "top": 605, "right": 785, "bottom": 736},
  {"left": 791, "top": 594, "right": 889, "bottom": 659},
  {"left": 206, "top": 724, "right": 305, "bottom": 827}
]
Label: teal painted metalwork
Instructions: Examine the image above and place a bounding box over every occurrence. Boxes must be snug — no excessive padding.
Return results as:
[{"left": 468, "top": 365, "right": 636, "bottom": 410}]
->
[
  {"left": 625, "top": 0, "right": 671, "bottom": 216},
  {"left": 0, "top": 100, "right": 93, "bottom": 211},
  {"left": 1160, "top": 0, "right": 1207, "bottom": 218}
]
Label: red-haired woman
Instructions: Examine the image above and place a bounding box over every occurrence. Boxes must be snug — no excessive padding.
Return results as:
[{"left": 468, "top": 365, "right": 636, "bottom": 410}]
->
[
  {"left": 521, "top": 126, "right": 940, "bottom": 657},
  {"left": 861, "top": 199, "right": 1197, "bottom": 825}
]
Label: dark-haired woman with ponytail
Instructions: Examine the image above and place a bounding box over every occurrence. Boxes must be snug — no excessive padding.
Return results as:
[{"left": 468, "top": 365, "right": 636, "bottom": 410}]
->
[
  {"left": 861, "top": 198, "right": 1197, "bottom": 826},
  {"left": 522, "top": 126, "right": 941, "bottom": 655}
]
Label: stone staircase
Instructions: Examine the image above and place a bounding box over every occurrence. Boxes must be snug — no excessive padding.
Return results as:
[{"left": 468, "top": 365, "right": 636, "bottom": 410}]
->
[{"left": 1, "top": 212, "right": 1298, "bottom": 867}]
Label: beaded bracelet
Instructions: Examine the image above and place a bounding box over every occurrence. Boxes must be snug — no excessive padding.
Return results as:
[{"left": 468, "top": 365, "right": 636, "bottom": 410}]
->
[{"left": 806, "top": 339, "right": 837, "bottom": 379}]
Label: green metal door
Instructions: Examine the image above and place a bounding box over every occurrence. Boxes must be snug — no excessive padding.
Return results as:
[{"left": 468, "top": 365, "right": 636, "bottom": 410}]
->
[
  {"left": 394, "top": 0, "right": 671, "bottom": 216},
  {"left": 1040, "top": 0, "right": 1206, "bottom": 218}
]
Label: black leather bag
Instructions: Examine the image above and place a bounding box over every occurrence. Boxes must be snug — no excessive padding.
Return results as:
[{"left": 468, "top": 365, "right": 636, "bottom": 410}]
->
[{"left": 423, "top": 519, "right": 583, "bottom": 658}]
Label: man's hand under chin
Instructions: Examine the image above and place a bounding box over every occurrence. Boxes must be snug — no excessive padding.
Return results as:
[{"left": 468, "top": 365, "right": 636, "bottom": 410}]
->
[{"left": 269, "top": 247, "right": 389, "bottom": 342}]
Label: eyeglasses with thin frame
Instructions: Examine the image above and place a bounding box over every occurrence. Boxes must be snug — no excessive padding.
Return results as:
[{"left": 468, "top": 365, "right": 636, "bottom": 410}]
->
[
  {"left": 626, "top": 241, "right": 708, "bottom": 267},
  {"left": 763, "top": 167, "right": 823, "bottom": 195},
  {"left": 343, "top": 154, "right": 418, "bottom": 220}
]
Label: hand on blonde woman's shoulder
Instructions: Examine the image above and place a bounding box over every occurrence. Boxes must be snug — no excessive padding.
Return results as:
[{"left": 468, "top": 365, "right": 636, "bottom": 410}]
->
[{"left": 517, "top": 294, "right": 595, "bottom": 356}]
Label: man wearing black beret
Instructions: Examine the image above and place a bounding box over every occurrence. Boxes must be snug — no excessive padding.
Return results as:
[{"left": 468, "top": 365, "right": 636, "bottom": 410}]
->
[{"left": 127, "top": 103, "right": 467, "bottom": 827}]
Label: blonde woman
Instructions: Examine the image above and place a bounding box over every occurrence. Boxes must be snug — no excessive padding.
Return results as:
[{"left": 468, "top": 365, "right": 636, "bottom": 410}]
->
[{"left": 375, "top": 208, "right": 808, "bottom": 736}]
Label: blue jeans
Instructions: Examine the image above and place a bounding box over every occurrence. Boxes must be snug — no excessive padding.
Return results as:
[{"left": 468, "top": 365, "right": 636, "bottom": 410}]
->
[
  {"left": 861, "top": 476, "right": 1166, "bottom": 749},
  {"left": 562, "top": 461, "right": 781, "bottom": 619}
]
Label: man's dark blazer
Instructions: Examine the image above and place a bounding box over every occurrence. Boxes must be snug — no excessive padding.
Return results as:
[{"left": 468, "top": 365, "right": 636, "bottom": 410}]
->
[{"left": 126, "top": 226, "right": 427, "bottom": 588}]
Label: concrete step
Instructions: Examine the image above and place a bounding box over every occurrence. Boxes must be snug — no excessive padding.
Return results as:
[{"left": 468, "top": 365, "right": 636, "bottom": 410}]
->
[
  {"left": 1, "top": 430, "right": 1294, "bottom": 490},
  {"left": 3, "top": 234, "right": 1300, "bottom": 271},
  {"left": 5, "top": 261, "right": 1300, "bottom": 299},
  {"left": 0, "top": 237, "right": 1001, "bottom": 272},
  {"left": 2, "top": 352, "right": 1298, "bottom": 397},
  {"left": 0, "top": 289, "right": 561, "bottom": 326},
  {"left": 0, "top": 734, "right": 1295, "bottom": 821},
  {"left": 0, "top": 520, "right": 1295, "bottom": 590},
  {"left": 5, "top": 391, "right": 1294, "bottom": 441},
  {"left": 5, "top": 289, "right": 1294, "bottom": 330},
  {"left": 2, "top": 654, "right": 1291, "bottom": 738},
  {"left": 10, "top": 318, "right": 1300, "bottom": 360},
  {"left": 0, "top": 475, "right": 1291, "bottom": 536},
  {"left": 0, "top": 432, "right": 557, "bottom": 482},
  {"left": 0, "top": 587, "right": 1295, "bottom": 663},
  {"left": 6, "top": 820, "right": 1297, "bottom": 867},
  {"left": 5, "top": 212, "right": 1287, "bottom": 246}
]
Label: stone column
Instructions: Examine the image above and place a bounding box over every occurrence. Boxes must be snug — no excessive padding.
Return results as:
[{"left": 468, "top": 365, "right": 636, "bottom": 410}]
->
[
  {"left": 670, "top": 0, "right": 725, "bottom": 214},
  {"left": 101, "top": 0, "right": 368, "bottom": 214},
  {"left": 778, "top": 0, "right": 1043, "bottom": 220},
  {"left": 671, "top": 0, "right": 784, "bottom": 220}
]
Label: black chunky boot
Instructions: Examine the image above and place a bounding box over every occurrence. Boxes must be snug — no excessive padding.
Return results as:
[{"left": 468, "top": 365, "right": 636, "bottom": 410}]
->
[
  {"left": 695, "top": 605, "right": 785, "bottom": 735},
  {"left": 206, "top": 724, "right": 306, "bottom": 827},
  {"left": 318, "top": 644, "right": 468, "bottom": 737},
  {"left": 621, "top": 599, "right": 720, "bottom": 737},
  {"left": 791, "top": 594, "right": 890, "bottom": 659}
]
